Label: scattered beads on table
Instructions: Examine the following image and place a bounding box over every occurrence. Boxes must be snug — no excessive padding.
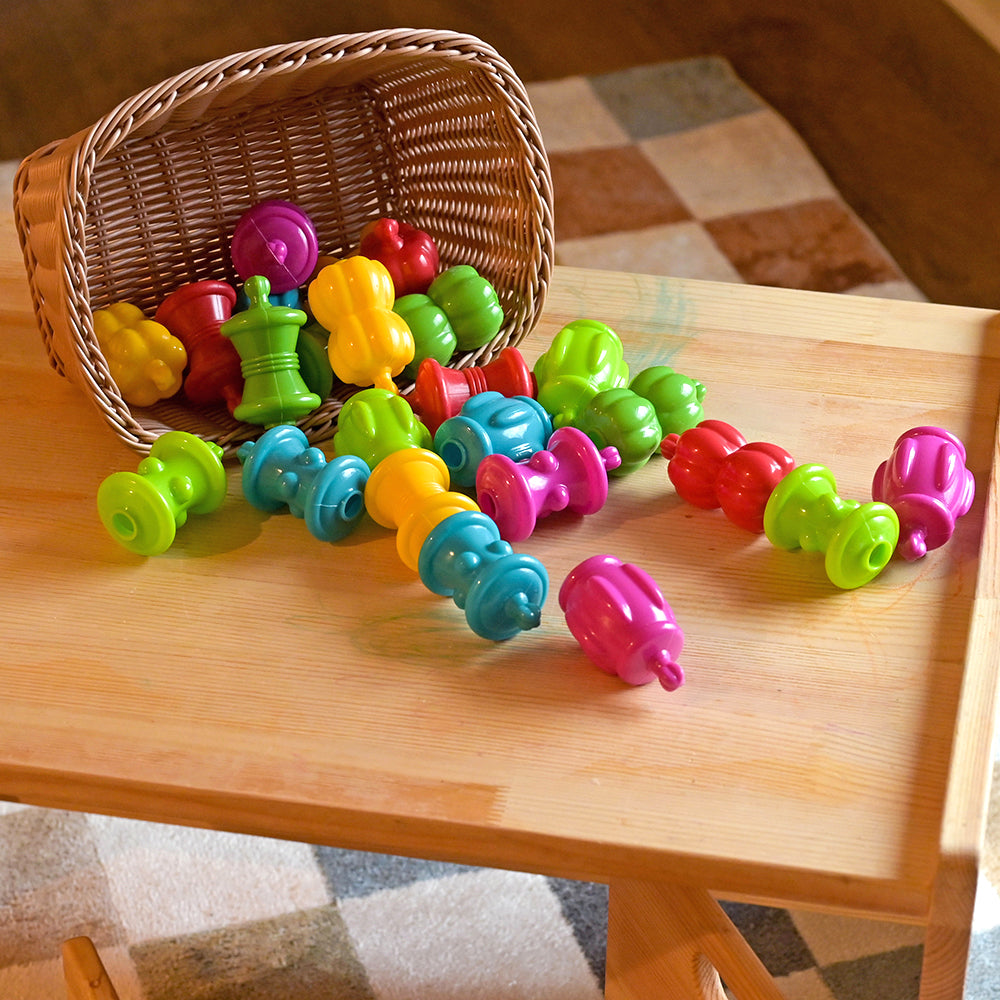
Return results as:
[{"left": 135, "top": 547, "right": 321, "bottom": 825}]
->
[{"left": 92, "top": 201, "right": 977, "bottom": 687}]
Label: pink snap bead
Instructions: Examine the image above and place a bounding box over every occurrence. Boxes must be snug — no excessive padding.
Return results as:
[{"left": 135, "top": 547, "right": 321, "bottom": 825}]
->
[
  {"left": 476, "top": 426, "right": 620, "bottom": 542},
  {"left": 231, "top": 199, "right": 319, "bottom": 294},
  {"left": 559, "top": 554, "right": 684, "bottom": 691},
  {"left": 872, "top": 425, "right": 975, "bottom": 560}
]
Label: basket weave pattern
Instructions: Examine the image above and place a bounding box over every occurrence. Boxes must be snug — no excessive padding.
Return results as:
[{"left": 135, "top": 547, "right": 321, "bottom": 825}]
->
[{"left": 13, "top": 29, "right": 554, "bottom": 456}]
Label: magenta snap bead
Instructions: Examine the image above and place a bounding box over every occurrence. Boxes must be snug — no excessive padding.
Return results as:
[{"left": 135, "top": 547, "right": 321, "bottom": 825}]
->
[
  {"left": 871, "top": 425, "right": 975, "bottom": 560},
  {"left": 475, "top": 426, "right": 621, "bottom": 542},
  {"left": 231, "top": 199, "right": 319, "bottom": 294},
  {"left": 559, "top": 554, "right": 684, "bottom": 691}
]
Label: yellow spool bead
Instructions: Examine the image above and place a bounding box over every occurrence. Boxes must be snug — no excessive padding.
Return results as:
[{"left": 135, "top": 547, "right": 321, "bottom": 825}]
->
[
  {"left": 308, "top": 256, "right": 414, "bottom": 392},
  {"left": 364, "top": 448, "right": 479, "bottom": 571}
]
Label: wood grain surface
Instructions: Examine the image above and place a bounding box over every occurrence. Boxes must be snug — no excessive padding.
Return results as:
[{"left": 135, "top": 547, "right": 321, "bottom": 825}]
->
[{"left": 2, "top": 186, "right": 998, "bottom": 987}]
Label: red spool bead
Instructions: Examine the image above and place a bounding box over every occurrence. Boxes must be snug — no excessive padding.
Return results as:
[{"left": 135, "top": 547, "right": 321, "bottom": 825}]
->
[
  {"left": 715, "top": 441, "right": 796, "bottom": 533},
  {"left": 661, "top": 419, "right": 747, "bottom": 509},
  {"left": 155, "top": 280, "right": 242, "bottom": 413},
  {"left": 662, "top": 420, "right": 794, "bottom": 532},
  {"left": 407, "top": 346, "right": 536, "bottom": 433}
]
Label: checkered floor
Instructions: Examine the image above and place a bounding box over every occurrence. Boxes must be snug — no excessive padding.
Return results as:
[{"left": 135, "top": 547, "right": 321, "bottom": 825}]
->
[
  {"left": 2, "top": 56, "right": 998, "bottom": 1000},
  {"left": 4, "top": 796, "right": 997, "bottom": 999},
  {"left": 529, "top": 58, "right": 923, "bottom": 302},
  {"left": 0, "top": 801, "right": 943, "bottom": 1000}
]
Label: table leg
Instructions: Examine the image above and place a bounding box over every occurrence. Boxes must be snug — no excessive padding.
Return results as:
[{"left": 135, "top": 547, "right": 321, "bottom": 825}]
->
[
  {"left": 605, "top": 879, "right": 787, "bottom": 1000},
  {"left": 918, "top": 854, "right": 977, "bottom": 1000}
]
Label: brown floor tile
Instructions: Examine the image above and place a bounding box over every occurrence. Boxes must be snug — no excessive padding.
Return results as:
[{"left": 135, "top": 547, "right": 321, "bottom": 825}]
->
[
  {"left": 705, "top": 198, "right": 903, "bottom": 293},
  {"left": 548, "top": 146, "right": 692, "bottom": 241}
]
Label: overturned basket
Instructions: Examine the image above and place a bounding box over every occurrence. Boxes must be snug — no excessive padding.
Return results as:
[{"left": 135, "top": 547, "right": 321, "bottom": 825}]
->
[{"left": 13, "top": 28, "right": 554, "bottom": 457}]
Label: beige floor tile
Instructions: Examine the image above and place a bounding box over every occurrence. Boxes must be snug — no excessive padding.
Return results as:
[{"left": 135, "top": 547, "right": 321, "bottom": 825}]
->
[
  {"left": 339, "top": 868, "right": 603, "bottom": 1000},
  {"left": 556, "top": 220, "right": 743, "bottom": 283},
  {"left": 525, "top": 77, "right": 630, "bottom": 153},
  {"left": 88, "top": 814, "right": 330, "bottom": 944},
  {"left": 642, "top": 108, "right": 838, "bottom": 219},
  {"left": 771, "top": 968, "right": 838, "bottom": 1000}
]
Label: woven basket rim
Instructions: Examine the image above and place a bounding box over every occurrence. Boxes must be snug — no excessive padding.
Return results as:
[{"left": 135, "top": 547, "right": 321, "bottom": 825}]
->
[
  {"left": 48, "top": 28, "right": 540, "bottom": 196},
  {"left": 13, "top": 27, "right": 555, "bottom": 458}
]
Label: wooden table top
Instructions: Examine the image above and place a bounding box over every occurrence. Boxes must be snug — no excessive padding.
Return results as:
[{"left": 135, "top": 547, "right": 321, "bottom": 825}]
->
[{"left": 2, "top": 208, "right": 998, "bottom": 924}]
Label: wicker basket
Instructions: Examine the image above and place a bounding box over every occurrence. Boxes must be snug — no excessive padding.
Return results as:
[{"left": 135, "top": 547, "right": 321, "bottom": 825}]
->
[{"left": 13, "top": 28, "right": 554, "bottom": 457}]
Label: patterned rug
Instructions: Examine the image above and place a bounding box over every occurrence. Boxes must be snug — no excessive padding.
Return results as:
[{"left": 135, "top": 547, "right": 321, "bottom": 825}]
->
[{"left": 3, "top": 56, "right": 998, "bottom": 1000}]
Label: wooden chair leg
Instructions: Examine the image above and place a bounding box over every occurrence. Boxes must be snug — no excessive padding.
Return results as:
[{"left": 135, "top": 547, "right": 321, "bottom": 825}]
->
[
  {"left": 605, "top": 879, "right": 787, "bottom": 1000},
  {"left": 62, "top": 937, "right": 120, "bottom": 1000}
]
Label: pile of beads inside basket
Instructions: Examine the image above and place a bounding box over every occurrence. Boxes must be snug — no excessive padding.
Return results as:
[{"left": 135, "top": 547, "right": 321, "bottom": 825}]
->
[
  {"left": 92, "top": 200, "right": 506, "bottom": 423},
  {"left": 94, "top": 200, "right": 976, "bottom": 693}
]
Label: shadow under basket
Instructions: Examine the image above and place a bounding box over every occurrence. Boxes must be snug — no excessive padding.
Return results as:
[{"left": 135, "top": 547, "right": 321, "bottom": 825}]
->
[{"left": 12, "top": 28, "right": 554, "bottom": 459}]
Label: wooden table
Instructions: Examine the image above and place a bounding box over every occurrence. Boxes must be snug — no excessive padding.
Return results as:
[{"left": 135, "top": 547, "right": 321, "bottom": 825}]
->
[{"left": 1, "top": 202, "right": 998, "bottom": 999}]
